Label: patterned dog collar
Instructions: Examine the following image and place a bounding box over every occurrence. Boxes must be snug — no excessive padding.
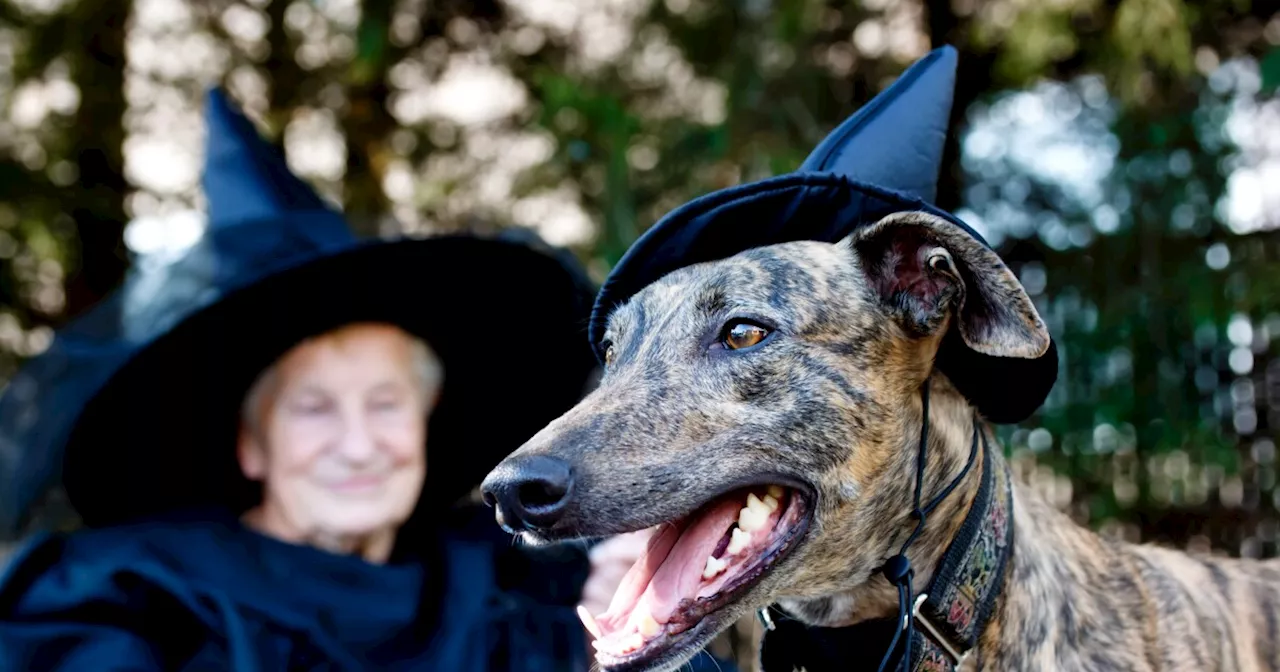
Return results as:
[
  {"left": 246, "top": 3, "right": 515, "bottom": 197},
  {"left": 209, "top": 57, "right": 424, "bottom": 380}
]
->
[{"left": 909, "top": 428, "right": 1014, "bottom": 670}]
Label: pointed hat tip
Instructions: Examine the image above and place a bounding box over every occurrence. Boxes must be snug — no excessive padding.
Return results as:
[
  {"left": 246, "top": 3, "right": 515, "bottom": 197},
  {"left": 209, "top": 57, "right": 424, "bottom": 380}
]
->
[
  {"left": 202, "top": 86, "right": 261, "bottom": 144},
  {"left": 201, "top": 85, "right": 335, "bottom": 228},
  {"left": 798, "top": 43, "right": 960, "bottom": 204},
  {"left": 204, "top": 86, "right": 230, "bottom": 110}
]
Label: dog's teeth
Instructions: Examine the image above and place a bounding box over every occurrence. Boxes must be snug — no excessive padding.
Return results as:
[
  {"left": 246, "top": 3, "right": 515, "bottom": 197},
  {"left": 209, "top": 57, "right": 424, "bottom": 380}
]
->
[
  {"left": 746, "top": 492, "right": 771, "bottom": 515},
  {"left": 637, "top": 608, "right": 662, "bottom": 637},
  {"left": 577, "top": 605, "right": 603, "bottom": 639},
  {"left": 703, "top": 554, "right": 728, "bottom": 579},
  {"left": 767, "top": 485, "right": 785, "bottom": 499},
  {"left": 619, "top": 632, "right": 645, "bottom": 653},
  {"left": 762, "top": 494, "right": 780, "bottom": 511},
  {"left": 741, "top": 493, "right": 773, "bottom": 530},
  {"left": 726, "top": 527, "right": 752, "bottom": 555},
  {"left": 738, "top": 505, "right": 768, "bottom": 532}
]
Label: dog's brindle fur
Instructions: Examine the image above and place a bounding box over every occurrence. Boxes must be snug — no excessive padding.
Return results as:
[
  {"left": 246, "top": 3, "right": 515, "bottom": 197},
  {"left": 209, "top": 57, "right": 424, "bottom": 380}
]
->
[{"left": 490, "top": 211, "right": 1280, "bottom": 671}]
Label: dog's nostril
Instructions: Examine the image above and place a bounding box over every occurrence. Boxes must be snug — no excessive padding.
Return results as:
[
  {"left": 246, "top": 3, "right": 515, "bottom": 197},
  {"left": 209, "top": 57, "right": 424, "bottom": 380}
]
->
[
  {"left": 489, "top": 455, "right": 575, "bottom": 530},
  {"left": 519, "top": 479, "right": 567, "bottom": 510}
]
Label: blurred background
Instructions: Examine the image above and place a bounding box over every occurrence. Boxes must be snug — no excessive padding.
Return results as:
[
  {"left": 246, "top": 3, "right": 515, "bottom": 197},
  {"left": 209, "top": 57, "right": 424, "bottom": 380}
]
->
[{"left": 0, "top": 0, "right": 1276, "bottom": 667}]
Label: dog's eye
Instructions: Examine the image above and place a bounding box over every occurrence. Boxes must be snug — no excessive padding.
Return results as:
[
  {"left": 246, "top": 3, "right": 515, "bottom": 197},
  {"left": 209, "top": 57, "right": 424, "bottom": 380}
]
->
[
  {"left": 722, "top": 320, "right": 770, "bottom": 350},
  {"left": 603, "top": 344, "right": 616, "bottom": 366}
]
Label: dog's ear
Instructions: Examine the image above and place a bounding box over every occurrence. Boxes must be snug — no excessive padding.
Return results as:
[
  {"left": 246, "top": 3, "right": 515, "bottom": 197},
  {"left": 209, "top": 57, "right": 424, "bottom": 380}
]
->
[{"left": 843, "top": 211, "right": 1050, "bottom": 359}]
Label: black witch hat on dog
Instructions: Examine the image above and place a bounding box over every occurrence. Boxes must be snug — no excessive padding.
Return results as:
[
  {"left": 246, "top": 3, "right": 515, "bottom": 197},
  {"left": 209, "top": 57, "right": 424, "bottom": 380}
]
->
[
  {"left": 0, "top": 88, "right": 598, "bottom": 538},
  {"left": 590, "top": 45, "right": 1057, "bottom": 426}
]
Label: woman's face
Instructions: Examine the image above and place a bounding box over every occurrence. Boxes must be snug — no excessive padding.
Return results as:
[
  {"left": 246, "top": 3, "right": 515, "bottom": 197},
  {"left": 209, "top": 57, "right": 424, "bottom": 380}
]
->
[{"left": 238, "top": 323, "right": 438, "bottom": 554}]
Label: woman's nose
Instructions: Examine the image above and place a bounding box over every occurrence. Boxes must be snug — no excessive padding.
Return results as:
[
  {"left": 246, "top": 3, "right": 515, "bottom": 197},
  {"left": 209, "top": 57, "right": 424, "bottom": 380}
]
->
[{"left": 336, "top": 417, "right": 378, "bottom": 462}]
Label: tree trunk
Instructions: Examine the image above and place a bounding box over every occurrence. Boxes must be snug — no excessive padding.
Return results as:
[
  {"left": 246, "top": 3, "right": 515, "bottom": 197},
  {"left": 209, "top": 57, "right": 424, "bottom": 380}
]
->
[
  {"left": 264, "top": 0, "right": 306, "bottom": 133},
  {"left": 341, "top": 0, "right": 398, "bottom": 238},
  {"left": 62, "top": 0, "right": 130, "bottom": 322},
  {"left": 923, "top": 0, "right": 991, "bottom": 214}
]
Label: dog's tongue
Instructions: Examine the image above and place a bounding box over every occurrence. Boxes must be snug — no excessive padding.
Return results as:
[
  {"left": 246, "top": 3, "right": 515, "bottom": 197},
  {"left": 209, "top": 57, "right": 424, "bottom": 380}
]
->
[{"left": 599, "top": 497, "right": 743, "bottom": 631}]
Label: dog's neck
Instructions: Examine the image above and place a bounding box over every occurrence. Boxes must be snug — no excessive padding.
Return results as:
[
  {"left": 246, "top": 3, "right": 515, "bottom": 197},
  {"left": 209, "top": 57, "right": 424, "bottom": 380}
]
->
[
  {"left": 781, "top": 379, "right": 999, "bottom": 629},
  {"left": 765, "top": 378, "right": 1020, "bottom": 671}
]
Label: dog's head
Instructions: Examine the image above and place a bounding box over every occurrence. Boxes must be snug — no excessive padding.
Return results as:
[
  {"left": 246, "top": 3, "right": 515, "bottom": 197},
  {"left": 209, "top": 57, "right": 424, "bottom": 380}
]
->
[{"left": 481, "top": 211, "right": 1050, "bottom": 672}]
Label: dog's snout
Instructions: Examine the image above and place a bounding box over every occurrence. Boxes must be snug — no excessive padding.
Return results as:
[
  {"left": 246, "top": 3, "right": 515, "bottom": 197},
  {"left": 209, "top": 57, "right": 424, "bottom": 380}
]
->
[{"left": 480, "top": 455, "right": 575, "bottom": 532}]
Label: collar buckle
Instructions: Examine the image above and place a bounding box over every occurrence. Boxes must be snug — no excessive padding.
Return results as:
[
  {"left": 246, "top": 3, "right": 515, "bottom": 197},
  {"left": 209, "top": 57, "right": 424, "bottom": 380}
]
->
[{"left": 911, "top": 593, "right": 971, "bottom": 667}]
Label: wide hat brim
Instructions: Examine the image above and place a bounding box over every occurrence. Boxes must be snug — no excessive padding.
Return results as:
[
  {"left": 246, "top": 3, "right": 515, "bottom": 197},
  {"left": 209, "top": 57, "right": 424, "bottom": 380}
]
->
[{"left": 60, "top": 234, "right": 599, "bottom": 529}]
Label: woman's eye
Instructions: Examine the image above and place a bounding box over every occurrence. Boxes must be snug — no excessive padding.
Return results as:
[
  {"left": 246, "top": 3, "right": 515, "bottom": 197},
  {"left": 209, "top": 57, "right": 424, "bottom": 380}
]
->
[
  {"left": 371, "top": 397, "right": 403, "bottom": 412},
  {"left": 721, "top": 320, "right": 770, "bottom": 350},
  {"left": 292, "top": 400, "right": 331, "bottom": 415}
]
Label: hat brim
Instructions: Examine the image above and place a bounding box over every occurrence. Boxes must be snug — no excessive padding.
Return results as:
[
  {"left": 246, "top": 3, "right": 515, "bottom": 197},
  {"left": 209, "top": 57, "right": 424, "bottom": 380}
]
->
[
  {"left": 62, "top": 235, "right": 598, "bottom": 528},
  {"left": 589, "top": 173, "right": 1057, "bottom": 424}
]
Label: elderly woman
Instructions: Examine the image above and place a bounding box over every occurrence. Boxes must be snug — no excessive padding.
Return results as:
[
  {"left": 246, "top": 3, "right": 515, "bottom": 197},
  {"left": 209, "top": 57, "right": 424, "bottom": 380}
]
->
[{"left": 0, "top": 90, "right": 607, "bottom": 670}]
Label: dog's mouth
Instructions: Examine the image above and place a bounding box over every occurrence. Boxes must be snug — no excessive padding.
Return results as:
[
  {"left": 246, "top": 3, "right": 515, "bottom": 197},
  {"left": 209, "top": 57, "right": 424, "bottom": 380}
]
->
[{"left": 579, "top": 484, "right": 812, "bottom": 670}]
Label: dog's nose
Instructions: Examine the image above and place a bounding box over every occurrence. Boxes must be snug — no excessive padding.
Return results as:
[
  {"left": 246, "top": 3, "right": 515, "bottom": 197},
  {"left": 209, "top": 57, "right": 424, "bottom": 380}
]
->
[{"left": 480, "top": 455, "right": 575, "bottom": 532}]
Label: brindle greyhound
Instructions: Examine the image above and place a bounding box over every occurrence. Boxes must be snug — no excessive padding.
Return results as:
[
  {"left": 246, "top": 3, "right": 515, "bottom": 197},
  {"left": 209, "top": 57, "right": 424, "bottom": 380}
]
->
[
  {"left": 480, "top": 47, "right": 1280, "bottom": 672},
  {"left": 483, "top": 211, "right": 1280, "bottom": 672}
]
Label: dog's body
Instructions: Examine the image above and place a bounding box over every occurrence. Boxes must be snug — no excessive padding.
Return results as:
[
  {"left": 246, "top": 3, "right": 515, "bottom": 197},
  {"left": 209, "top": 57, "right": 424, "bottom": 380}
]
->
[
  {"left": 781, "top": 378, "right": 1280, "bottom": 671},
  {"left": 482, "top": 211, "right": 1280, "bottom": 671},
  {"left": 990, "top": 473, "right": 1280, "bottom": 671}
]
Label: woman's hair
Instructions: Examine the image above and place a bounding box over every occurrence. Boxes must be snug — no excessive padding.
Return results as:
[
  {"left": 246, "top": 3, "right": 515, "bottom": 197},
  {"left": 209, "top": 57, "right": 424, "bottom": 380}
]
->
[{"left": 238, "top": 324, "right": 444, "bottom": 434}]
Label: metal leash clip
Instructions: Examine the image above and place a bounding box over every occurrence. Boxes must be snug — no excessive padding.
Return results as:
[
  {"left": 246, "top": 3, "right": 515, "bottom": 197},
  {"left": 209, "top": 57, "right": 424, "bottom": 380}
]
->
[{"left": 758, "top": 607, "right": 777, "bottom": 631}]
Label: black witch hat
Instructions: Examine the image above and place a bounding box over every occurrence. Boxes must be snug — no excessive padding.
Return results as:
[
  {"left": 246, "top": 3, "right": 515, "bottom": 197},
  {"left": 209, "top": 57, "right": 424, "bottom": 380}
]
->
[
  {"left": 0, "top": 89, "right": 599, "bottom": 537},
  {"left": 589, "top": 46, "right": 1057, "bottom": 423}
]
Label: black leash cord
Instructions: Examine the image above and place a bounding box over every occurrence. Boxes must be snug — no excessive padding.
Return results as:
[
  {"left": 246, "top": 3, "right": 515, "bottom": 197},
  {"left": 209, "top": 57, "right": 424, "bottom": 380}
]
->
[{"left": 875, "top": 378, "right": 981, "bottom": 672}]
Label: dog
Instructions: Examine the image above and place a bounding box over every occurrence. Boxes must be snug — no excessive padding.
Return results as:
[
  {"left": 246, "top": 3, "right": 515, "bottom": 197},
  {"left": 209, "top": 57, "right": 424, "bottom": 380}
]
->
[{"left": 481, "top": 210, "right": 1280, "bottom": 671}]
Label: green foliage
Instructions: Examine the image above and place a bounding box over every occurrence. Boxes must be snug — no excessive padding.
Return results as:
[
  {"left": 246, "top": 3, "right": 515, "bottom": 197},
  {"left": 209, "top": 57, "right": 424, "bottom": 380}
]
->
[{"left": 1261, "top": 46, "right": 1280, "bottom": 95}]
